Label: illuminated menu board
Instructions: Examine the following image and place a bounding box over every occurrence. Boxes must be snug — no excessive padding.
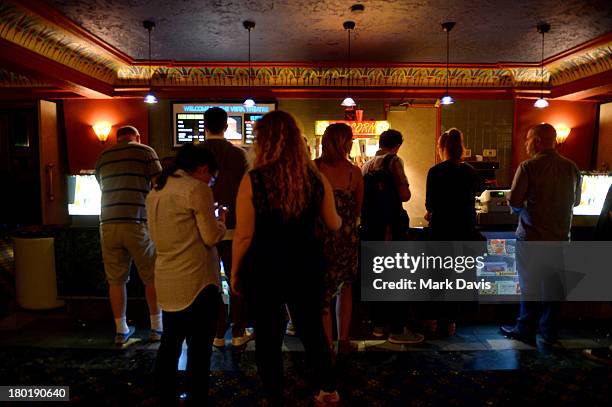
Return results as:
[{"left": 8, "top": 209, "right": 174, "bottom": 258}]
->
[
  {"left": 244, "top": 114, "right": 263, "bottom": 144},
  {"left": 176, "top": 113, "right": 205, "bottom": 143},
  {"left": 172, "top": 102, "right": 275, "bottom": 147}
]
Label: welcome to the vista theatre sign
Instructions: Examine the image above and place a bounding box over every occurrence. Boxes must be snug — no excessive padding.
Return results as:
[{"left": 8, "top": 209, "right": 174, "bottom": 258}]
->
[{"left": 315, "top": 120, "right": 390, "bottom": 138}]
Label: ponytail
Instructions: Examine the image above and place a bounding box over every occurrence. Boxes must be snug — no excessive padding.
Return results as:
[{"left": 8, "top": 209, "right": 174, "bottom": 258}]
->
[
  {"left": 440, "top": 128, "right": 465, "bottom": 161},
  {"left": 154, "top": 144, "right": 218, "bottom": 191},
  {"left": 155, "top": 162, "right": 179, "bottom": 191}
]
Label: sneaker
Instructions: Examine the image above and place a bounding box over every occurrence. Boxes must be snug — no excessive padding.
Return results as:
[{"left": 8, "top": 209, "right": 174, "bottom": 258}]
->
[
  {"left": 285, "top": 321, "right": 296, "bottom": 336},
  {"left": 149, "top": 329, "right": 163, "bottom": 342},
  {"left": 314, "top": 390, "right": 340, "bottom": 407},
  {"left": 499, "top": 325, "right": 536, "bottom": 346},
  {"left": 114, "top": 326, "right": 136, "bottom": 345},
  {"left": 388, "top": 329, "right": 424, "bottom": 345},
  {"left": 231, "top": 327, "right": 255, "bottom": 347},
  {"left": 583, "top": 347, "right": 612, "bottom": 366},
  {"left": 213, "top": 337, "right": 226, "bottom": 348},
  {"left": 372, "top": 326, "right": 386, "bottom": 338}
]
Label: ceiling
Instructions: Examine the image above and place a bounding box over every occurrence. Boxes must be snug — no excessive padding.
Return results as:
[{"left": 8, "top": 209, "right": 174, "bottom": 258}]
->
[{"left": 47, "top": 0, "right": 612, "bottom": 64}]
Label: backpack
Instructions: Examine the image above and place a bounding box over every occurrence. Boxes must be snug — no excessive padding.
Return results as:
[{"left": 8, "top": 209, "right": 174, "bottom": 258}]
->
[{"left": 361, "top": 154, "right": 409, "bottom": 240}]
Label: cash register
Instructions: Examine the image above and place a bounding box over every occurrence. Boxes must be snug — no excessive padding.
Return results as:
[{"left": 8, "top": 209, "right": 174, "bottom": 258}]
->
[{"left": 476, "top": 189, "right": 511, "bottom": 213}]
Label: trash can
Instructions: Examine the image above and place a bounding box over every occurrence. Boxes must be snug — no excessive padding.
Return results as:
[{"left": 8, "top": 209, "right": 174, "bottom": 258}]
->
[{"left": 13, "top": 226, "right": 64, "bottom": 310}]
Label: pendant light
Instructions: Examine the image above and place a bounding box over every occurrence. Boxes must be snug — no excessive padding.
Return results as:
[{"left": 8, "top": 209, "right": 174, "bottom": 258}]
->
[
  {"left": 243, "top": 20, "right": 256, "bottom": 108},
  {"left": 340, "top": 20, "right": 357, "bottom": 107},
  {"left": 143, "top": 20, "right": 158, "bottom": 104},
  {"left": 534, "top": 23, "right": 550, "bottom": 109},
  {"left": 440, "top": 22, "right": 456, "bottom": 105}
]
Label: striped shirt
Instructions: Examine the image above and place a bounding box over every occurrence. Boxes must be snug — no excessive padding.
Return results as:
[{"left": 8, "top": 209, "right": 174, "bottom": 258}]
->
[{"left": 95, "top": 141, "right": 162, "bottom": 224}]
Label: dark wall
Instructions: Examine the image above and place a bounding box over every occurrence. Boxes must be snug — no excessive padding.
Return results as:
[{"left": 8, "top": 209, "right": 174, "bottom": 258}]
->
[{"left": 440, "top": 99, "right": 515, "bottom": 186}]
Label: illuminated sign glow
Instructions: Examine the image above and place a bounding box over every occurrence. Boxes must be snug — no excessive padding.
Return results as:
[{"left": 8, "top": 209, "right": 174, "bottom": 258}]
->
[
  {"left": 315, "top": 120, "right": 390, "bottom": 138},
  {"left": 183, "top": 105, "right": 271, "bottom": 114}
]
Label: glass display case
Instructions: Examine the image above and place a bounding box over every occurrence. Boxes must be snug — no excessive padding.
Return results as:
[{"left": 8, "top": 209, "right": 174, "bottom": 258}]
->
[
  {"left": 477, "top": 231, "right": 519, "bottom": 300},
  {"left": 573, "top": 172, "right": 612, "bottom": 216},
  {"left": 67, "top": 174, "right": 100, "bottom": 216}
]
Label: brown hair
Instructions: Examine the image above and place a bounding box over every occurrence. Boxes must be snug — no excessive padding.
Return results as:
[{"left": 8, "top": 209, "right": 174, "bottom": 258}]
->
[
  {"left": 319, "top": 123, "right": 353, "bottom": 164},
  {"left": 439, "top": 128, "right": 465, "bottom": 161},
  {"left": 252, "top": 111, "right": 319, "bottom": 219},
  {"left": 379, "top": 129, "right": 404, "bottom": 149}
]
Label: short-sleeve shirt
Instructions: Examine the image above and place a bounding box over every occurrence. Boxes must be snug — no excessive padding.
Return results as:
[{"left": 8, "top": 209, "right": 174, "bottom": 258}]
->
[
  {"left": 95, "top": 141, "right": 162, "bottom": 224},
  {"left": 200, "top": 138, "right": 248, "bottom": 231},
  {"left": 509, "top": 149, "right": 581, "bottom": 241},
  {"left": 361, "top": 150, "right": 410, "bottom": 188}
]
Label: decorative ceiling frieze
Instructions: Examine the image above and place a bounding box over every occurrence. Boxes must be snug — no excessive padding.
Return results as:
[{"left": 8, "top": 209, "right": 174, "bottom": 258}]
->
[
  {"left": 0, "top": 0, "right": 610, "bottom": 97},
  {"left": 0, "top": 68, "right": 49, "bottom": 87},
  {"left": 0, "top": 1, "right": 126, "bottom": 83}
]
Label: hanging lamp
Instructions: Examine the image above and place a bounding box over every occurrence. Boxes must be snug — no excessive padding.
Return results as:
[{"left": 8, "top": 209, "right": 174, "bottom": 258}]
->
[
  {"left": 340, "top": 20, "right": 357, "bottom": 107},
  {"left": 243, "top": 20, "right": 256, "bottom": 108},
  {"left": 440, "top": 22, "right": 456, "bottom": 105},
  {"left": 143, "top": 20, "right": 158, "bottom": 104},
  {"left": 534, "top": 23, "right": 550, "bottom": 109}
]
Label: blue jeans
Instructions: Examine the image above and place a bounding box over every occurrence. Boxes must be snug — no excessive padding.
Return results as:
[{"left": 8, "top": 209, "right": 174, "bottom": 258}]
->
[{"left": 515, "top": 242, "right": 566, "bottom": 339}]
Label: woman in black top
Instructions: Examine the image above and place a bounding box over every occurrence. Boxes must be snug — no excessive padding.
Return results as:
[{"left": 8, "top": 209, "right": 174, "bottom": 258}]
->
[
  {"left": 231, "top": 111, "right": 342, "bottom": 407},
  {"left": 425, "top": 128, "right": 480, "bottom": 240},
  {"left": 423, "top": 128, "right": 480, "bottom": 337}
]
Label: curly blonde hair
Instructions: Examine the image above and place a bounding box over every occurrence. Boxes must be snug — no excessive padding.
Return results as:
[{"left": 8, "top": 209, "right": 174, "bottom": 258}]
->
[{"left": 252, "top": 111, "right": 319, "bottom": 219}]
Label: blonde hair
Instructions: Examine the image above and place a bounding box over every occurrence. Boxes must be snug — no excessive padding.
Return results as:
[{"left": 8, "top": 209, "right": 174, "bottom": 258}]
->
[
  {"left": 252, "top": 111, "right": 319, "bottom": 219},
  {"left": 320, "top": 123, "right": 353, "bottom": 164},
  {"left": 439, "top": 127, "right": 465, "bottom": 161}
]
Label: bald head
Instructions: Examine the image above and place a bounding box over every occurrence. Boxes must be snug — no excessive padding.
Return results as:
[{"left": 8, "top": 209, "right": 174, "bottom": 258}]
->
[
  {"left": 526, "top": 123, "right": 556, "bottom": 156},
  {"left": 116, "top": 125, "right": 140, "bottom": 143}
]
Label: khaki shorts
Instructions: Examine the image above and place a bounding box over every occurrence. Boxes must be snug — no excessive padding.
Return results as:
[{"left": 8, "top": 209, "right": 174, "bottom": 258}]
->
[{"left": 100, "top": 223, "right": 156, "bottom": 285}]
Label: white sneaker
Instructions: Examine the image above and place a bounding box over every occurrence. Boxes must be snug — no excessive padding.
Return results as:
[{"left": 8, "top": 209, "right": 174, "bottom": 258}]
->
[
  {"left": 213, "top": 337, "right": 226, "bottom": 348},
  {"left": 388, "top": 329, "right": 424, "bottom": 345},
  {"left": 285, "top": 321, "right": 297, "bottom": 336},
  {"left": 231, "top": 327, "right": 255, "bottom": 347},
  {"left": 314, "top": 390, "right": 340, "bottom": 406}
]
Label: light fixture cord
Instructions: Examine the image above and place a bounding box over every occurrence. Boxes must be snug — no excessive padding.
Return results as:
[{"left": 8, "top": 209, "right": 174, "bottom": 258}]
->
[
  {"left": 248, "top": 26, "right": 252, "bottom": 96},
  {"left": 347, "top": 28, "right": 351, "bottom": 97},
  {"left": 148, "top": 27, "right": 152, "bottom": 89},
  {"left": 446, "top": 28, "right": 450, "bottom": 95},
  {"left": 540, "top": 30, "right": 545, "bottom": 98}
]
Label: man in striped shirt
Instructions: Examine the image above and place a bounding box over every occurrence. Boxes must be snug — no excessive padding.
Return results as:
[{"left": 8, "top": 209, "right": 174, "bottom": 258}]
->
[{"left": 95, "top": 125, "right": 163, "bottom": 345}]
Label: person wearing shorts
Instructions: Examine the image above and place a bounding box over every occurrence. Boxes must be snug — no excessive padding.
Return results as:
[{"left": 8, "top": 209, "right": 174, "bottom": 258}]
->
[{"left": 95, "top": 125, "right": 162, "bottom": 345}]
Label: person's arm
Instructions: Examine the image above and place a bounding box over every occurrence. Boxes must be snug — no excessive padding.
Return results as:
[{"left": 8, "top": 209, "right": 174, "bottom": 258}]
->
[
  {"left": 508, "top": 163, "right": 528, "bottom": 213},
  {"left": 230, "top": 174, "right": 256, "bottom": 296},
  {"left": 391, "top": 156, "right": 411, "bottom": 202},
  {"left": 573, "top": 168, "right": 582, "bottom": 207},
  {"left": 352, "top": 165, "right": 364, "bottom": 215},
  {"left": 147, "top": 150, "right": 163, "bottom": 185},
  {"left": 320, "top": 173, "right": 342, "bottom": 231},
  {"left": 425, "top": 168, "right": 434, "bottom": 213},
  {"left": 191, "top": 183, "right": 226, "bottom": 247}
]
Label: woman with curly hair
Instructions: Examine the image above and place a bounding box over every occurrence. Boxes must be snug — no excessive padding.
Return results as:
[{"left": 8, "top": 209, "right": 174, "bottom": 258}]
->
[{"left": 231, "top": 111, "right": 342, "bottom": 406}]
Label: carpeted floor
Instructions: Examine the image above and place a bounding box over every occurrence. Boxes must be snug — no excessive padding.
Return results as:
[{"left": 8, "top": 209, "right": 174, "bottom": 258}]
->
[{"left": 1, "top": 346, "right": 610, "bottom": 406}]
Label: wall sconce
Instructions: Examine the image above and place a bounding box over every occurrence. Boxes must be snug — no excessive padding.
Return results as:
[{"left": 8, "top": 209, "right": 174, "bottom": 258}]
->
[
  {"left": 93, "top": 122, "right": 112, "bottom": 144},
  {"left": 554, "top": 124, "right": 571, "bottom": 145}
]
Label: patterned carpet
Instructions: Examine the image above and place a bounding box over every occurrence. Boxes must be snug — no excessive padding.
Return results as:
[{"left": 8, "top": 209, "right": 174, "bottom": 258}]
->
[{"left": 0, "top": 347, "right": 610, "bottom": 406}]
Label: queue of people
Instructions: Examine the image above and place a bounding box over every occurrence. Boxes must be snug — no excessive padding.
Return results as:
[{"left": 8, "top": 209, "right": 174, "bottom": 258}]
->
[{"left": 95, "top": 110, "right": 586, "bottom": 406}]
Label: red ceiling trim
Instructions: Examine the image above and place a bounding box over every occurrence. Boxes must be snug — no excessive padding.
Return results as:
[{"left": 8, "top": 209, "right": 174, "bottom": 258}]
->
[
  {"left": 550, "top": 70, "right": 612, "bottom": 100},
  {"left": 0, "top": 39, "right": 114, "bottom": 98}
]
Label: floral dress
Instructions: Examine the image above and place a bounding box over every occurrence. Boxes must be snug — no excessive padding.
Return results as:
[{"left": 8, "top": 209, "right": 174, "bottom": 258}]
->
[{"left": 318, "top": 165, "right": 359, "bottom": 308}]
